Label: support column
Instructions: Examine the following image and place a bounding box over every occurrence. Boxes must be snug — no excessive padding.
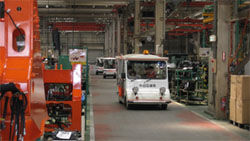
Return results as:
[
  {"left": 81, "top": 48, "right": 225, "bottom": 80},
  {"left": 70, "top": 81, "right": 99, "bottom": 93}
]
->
[
  {"left": 207, "top": 0, "right": 217, "bottom": 116},
  {"left": 108, "top": 25, "right": 112, "bottom": 57},
  {"left": 214, "top": 2, "right": 231, "bottom": 119},
  {"left": 117, "top": 15, "right": 121, "bottom": 55},
  {"left": 134, "top": 0, "right": 140, "bottom": 53},
  {"left": 155, "top": 0, "right": 165, "bottom": 56},
  {"left": 123, "top": 14, "right": 128, "bottom": 55},
  {"left": 104, "top": 27, "right": 109, "bottom": 57},
  {"left": 112, "top": 19, "right": 116, "bottom": 57}
]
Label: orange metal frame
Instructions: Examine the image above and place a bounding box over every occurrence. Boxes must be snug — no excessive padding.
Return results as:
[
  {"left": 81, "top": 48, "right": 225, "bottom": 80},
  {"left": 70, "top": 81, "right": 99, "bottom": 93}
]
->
[
  {"left": 42, "top": 64, "right": 82, "bottom": 133},
  {"left": 0, "top": 0, "right": 48, "bottom": 140}
]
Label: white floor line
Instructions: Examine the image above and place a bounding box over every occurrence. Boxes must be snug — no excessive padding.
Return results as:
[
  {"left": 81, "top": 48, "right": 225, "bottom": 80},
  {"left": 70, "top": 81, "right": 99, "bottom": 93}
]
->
[
  {"left": 90, "top": 93, "right": 95, "bottom": 141},
  {"left": 81, "top": 115, "right": 85, "bottom": 141}
]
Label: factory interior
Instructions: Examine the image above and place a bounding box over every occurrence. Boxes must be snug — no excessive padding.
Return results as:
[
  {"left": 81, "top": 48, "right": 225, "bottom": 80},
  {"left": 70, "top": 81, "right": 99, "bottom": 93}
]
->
[{"left": 0, "top": 0, "right": 250, "bottom": 140}]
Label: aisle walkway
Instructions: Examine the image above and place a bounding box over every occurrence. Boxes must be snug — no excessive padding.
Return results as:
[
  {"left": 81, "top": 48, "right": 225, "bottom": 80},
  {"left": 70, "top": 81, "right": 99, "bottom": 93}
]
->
[{"left": 89, "top": 74, "right": 250, "bottom": 141}]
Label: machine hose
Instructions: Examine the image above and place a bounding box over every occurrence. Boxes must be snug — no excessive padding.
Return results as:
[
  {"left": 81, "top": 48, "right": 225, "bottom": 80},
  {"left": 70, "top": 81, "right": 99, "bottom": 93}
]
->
[{"left": 0, "top": 83, "right": 27, "bottom": 141}]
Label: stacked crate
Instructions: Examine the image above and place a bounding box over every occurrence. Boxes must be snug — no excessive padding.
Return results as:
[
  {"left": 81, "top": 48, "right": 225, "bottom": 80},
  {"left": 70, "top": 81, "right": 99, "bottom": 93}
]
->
[{"left": 230, "top": 75, "right": 250, "bottom": 124}]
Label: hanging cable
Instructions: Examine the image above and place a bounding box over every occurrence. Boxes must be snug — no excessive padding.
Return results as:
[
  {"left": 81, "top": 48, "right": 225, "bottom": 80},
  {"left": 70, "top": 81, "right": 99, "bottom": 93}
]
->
[
  {"left": 0, "top": 83, "right": 27, "bottom": 141},
  {"left": 4, "top": 10, "right": 25, "bottom": 40}
]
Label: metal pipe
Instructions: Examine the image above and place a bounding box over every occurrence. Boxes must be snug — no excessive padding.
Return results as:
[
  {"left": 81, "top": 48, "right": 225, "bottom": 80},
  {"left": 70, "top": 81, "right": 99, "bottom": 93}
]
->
[{"left": 230, "top": 19, "right": 249, "bottom": 65}]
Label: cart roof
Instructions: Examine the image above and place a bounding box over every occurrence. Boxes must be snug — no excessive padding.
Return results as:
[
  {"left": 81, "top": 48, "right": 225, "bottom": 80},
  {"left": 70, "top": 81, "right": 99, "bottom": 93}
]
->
[{"left": 116, "top": 54, "right": 168, "bottom": 61}]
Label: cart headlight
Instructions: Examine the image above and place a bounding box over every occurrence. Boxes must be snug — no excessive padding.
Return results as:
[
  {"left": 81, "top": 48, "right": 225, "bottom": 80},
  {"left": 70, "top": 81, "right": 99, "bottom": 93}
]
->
[
  {"left": 160, "top": 87, "right": 166, "bottom": 95},
  {"left": 132, "top": 87, "right": 139, "bottom": 95}
]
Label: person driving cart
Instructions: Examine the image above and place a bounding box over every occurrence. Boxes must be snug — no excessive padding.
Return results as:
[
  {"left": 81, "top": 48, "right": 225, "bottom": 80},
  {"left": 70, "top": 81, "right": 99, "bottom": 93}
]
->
[{"left": 145, "top": 66, "right": 156, "bottom": 78}]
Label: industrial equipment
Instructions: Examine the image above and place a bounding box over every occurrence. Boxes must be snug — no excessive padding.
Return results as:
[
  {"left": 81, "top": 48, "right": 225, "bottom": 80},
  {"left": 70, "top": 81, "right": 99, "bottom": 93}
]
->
[
  {"left": 43, "top": 64, "right": 83, "bottom": 140},
  {"left": 0, "top": 0, "right": 48, "bottom": 140},
  {"left": 170, "top": 59, "right": 208, "bottom": 105},
  {"left": 42, "top": 48, "right": 88, "bottom": 140}
]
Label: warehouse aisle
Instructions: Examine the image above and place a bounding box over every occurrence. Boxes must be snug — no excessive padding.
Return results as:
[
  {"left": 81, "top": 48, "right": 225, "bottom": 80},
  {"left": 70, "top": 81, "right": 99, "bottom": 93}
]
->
[{"left": 89, "top": 74, "right": 249, "bottom": 141}]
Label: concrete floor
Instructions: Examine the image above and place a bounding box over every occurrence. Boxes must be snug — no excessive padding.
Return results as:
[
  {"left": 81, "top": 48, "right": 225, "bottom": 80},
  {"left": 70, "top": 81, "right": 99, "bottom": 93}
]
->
[{"left": 89, "top": 74, "right": 250, "bottom": 141}]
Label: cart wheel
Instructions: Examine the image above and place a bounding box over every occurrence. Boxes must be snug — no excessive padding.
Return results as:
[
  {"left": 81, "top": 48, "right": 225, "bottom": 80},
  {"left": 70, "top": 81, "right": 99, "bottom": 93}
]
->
[
  {"left": 124, "top": 97, "right": 130, "bottom": 109},
  {"left": 46, "top": 137, "right": 53, "bottom": 141},
  {"left": 118, "top": 97, "right": 123, "bottom": 104},
  {"left": 161, "top": 104, "right": 168, "bottom": 110},
  {"left": 126, "top": 102, "right": 131, "bottom": 110}
]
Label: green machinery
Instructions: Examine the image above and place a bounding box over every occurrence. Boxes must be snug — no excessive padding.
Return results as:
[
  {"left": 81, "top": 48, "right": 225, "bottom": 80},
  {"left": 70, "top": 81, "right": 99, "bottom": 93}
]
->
[{"left": 170, "top": 61, "right": 208, "bottom": 105}]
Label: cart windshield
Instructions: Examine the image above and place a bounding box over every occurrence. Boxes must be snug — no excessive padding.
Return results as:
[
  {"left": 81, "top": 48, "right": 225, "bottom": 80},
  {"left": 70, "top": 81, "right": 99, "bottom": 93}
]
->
[
  {"left": 103, "top": 59, "right": 116, "bottom": 69},
  {"left": 127, "top": 61, "right": 167, "bottom": 79},
  {"left": 96, "top": 58, "right": 103, "bottom": 67}
]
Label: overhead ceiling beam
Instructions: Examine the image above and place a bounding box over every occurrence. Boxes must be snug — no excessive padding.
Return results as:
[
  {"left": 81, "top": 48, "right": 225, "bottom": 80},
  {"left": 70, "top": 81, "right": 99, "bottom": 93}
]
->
[
  {"left": 181, "top": 2, "right": 213, "bottom": 7},
  {"left": 168, "top": 32, "right": 187, "bottom": 36},
  {"left": 52, "top": 22, "right": 105, "bottom": 31},
  {"left": 38, "top": 8, "right": 113, "bottom": 14},
  {"left": 39, "top": 13, "right": 115, "bottom": 18},
  {"left": 38, "top": 0, "right": 129, "bottom": 6},
  {"left": 166, "top": 18, "right": 203, "bottom": 23},
  {"left": 168, "top": 29, "right": 201, "bottom": 33}
]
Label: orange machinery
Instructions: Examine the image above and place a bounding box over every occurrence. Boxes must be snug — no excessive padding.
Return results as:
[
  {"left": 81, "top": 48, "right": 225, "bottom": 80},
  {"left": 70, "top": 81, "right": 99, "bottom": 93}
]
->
[
  {"left": 42, "top": 64, "right": 82, "bottom": 139},
  {"left": 0, "top": 0, "right": 48, "bottom": 140}
]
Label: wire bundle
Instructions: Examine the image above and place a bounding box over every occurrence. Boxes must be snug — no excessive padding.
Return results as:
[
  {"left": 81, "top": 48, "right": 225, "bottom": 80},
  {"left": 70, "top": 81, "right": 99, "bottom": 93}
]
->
[{"left": 0, "top": 83, "right": 27, "bottom": 141}]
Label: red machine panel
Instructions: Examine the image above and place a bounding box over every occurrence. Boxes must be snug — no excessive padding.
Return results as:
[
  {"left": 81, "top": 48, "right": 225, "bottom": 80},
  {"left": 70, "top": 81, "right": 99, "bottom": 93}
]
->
[{"left": 43, "top": 64, "right": 82, "bottom": 139}]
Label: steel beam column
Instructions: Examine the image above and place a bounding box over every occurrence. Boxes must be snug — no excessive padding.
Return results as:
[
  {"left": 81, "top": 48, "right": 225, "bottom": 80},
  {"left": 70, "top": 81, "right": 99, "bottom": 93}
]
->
[
  {"left": 117, "top": 15, "right": 121, "bottom": 55},
  {"left": 108, "top": 25, "right": 112, "bottom": 57},
  {"left": 134, "top": 0, "right": 140, "bottom": 54},
  {"left": 112, "top": 20, "right": 116, "bottom": 57},
  {"left": 155, "top": 0, "right": 165, "bottom": 56},
  {"left": 105, "top": 27, "right": 109, "bottom": 57},
  {"left": 214, "top": 2, "right": 231, "bottom": 120},
  {"left": 123, "top": 14, "right": 128, "bottom": 55}
]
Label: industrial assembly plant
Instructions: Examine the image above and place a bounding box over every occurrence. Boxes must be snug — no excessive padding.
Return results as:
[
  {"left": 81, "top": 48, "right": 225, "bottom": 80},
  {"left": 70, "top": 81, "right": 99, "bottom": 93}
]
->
[{"left": 0, "top": 0, "right": 250, "bottom": 140}]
